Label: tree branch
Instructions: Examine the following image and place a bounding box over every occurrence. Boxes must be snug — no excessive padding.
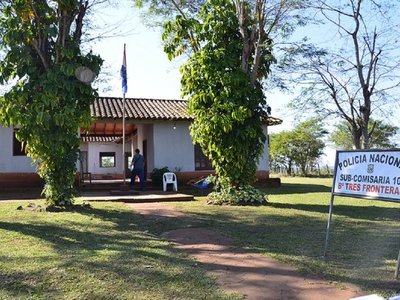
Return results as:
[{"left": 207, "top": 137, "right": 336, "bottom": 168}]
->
[{"left": 74, "top": 1, "right": 88, "bottom": 43}]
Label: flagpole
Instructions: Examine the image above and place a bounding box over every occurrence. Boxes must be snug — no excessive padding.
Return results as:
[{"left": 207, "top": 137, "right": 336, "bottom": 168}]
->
[
  {"left": 122, "top": 92, "right": 126, "bottom": 184},
  {"left": 121, "top": 43, "right": 127, "bottom": 185}
]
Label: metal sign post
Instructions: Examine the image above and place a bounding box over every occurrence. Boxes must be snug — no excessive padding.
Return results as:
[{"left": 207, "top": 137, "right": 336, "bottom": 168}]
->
[
  {"left": 323, "top": 193, "right": 335, "bottom": 257},
  {"left": 396, "top": 250, "right": 400, "bottom": 279}
]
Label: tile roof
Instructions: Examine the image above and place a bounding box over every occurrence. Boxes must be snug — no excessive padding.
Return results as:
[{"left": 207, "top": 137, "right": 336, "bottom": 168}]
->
[
  {"left": 92, "top": 97, "right": 282, "bottom": 126},
  {"left": 91, "top": 97, "right": 191, "bottom": 120}
]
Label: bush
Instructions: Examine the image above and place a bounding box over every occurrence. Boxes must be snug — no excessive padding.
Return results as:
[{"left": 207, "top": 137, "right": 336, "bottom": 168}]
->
[
  {"left": 150, "top": 167, "right": 170, "bottom": 186},
  {"left": 208, "top": 184, "right": 268, "bottom": 206}
]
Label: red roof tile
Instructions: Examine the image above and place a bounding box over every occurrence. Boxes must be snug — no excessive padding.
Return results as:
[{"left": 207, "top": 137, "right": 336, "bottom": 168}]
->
[
  {"left": 92, "top": 97, "right": 282, "bottom": 126},
  {"left": 92, "top": 97, "right": 190, "bottom": 120}
]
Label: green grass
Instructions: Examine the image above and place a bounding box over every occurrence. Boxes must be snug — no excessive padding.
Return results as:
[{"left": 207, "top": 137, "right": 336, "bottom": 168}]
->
[
  {"left": 0, "top": 201, "right": 238, "bottom": 300},
  {"left": 1, "top": 177, "right": 399, "bottom": 298},
  {"left": 167, "top": 177, "right": 400, "bottom": 297}
]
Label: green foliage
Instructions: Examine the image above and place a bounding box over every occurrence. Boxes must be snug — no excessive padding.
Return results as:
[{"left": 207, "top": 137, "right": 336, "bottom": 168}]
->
[
  {"left": 0, "top": 1, "right": 102, "bottom": 206},
  {"left": 270, "top": 130, "right": 296, "bottom": 175},
  {"left": 208, "top": 183, "right": 268, "bottom": 205},
  {"left": 150, "top": 167, "right": 170, "bottom": 185},
  {"left": 331, "top": 120, "right": 399, "bottom": 150},
  {"left": 133, "top": 0, "right": 205, "bottom": 27},
  {"left": 163, "top": 0, "right": 274, "bottom": 202},
  {"left": 270, "top": 118, "right": 327, "bottom": 176}
]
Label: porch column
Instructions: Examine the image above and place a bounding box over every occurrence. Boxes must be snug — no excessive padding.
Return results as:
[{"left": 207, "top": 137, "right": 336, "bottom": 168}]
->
[{"left": 131, "top": 134, "right": 134, "bottom": 160}]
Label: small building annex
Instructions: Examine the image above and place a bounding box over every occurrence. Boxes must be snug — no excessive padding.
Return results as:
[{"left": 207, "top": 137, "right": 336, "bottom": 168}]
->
[{"left": 0, "top": 97, "right": 282, "bottom": 187}]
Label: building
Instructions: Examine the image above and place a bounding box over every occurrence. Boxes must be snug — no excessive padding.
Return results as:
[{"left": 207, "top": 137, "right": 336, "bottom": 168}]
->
[{"left": 0, "top": 97, "right": 282, "bottom": 187}]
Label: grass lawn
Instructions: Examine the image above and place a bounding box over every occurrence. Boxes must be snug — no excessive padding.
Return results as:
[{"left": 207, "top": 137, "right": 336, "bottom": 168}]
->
[
  {"left": 0, "top": 177, "right": 399, "bottom": 298},
  {"left": 166, "top": 177, "right": 400, "bottom": 297},
  {"left": 0, "top": 201, "right": 238, "bottom": 300}
]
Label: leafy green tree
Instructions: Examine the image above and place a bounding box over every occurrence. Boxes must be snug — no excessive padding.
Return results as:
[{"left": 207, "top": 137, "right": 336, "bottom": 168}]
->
[
  {"left": 331, "top": 120, "right": 398, "bottom": 150},
  {"left": 269, "top": 131, "right": 296, "bottom": 175},
  {"left": 161, "top": 0, "right": 277, "bottom": 204},
  {"left": 133, "top": 0, "right": 205, "bottom": 27},
  {"left": 0, "top": 1, "right": 102, "bottom": 207},
  {"left": 133, "top": 0, "right": 309, "bottom": 204},
  {"left": 270, "top": 119, "right": 327, "bottom": 176}
]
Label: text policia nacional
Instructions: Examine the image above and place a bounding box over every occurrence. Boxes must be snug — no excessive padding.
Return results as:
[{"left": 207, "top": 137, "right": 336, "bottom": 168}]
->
[{"left": 337, "top": 152, "right": 400, "bottom": 195}]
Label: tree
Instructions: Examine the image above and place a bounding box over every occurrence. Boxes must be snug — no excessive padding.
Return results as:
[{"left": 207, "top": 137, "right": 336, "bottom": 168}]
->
[
  {"left": 133, "top": 0, "right": 205, "bottom": 27},
  {"left": 270, "top": 118, "right": 327, "bottom": 176},
  {"left": 134, "top": 0, "right": 307, "bottom": 204},
  {"left": 285, "top": 0, "right": 400, "bottom": 149},
  {"left": 331, "top": 119, "right": 398, "bottom": 150},
  {"left": 163, "top": 0, "right": 272, "bottom": 204},
  {"left": 0, "top": 1, "right": 103, "bottom": 207},
  {"left": 162, "top": 0, "right": 299, "bottom": 204},
  {"left": 269, "top": 130, "right": 296, "bottom": 175}
]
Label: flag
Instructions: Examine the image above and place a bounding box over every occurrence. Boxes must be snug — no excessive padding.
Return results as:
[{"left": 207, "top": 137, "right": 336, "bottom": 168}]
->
[{"left": 120, "top": 44, "right": 127, "bottom": 95}]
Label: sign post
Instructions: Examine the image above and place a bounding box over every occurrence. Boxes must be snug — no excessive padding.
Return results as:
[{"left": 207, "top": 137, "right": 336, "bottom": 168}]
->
[
  {"left": 325, "top": 150, "right": 400, "bottom": 278},
  {"left": 323, "top": 194, "right": 335, "bottom": 257},
  {"left": 396, "top": 250, "right": 400, "bottom": 280}
]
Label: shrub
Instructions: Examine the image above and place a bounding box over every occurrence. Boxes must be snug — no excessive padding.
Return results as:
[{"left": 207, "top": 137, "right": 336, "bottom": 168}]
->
[
  {"left": 150, "top": 167, "right": 170, "bottom": 186},
  {"left": 208, "top": 184, "right": 268, "bottom": 206}
]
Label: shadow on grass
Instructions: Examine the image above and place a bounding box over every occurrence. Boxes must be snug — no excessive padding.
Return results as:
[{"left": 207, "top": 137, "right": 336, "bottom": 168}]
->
[
  {"left": 265, "top": 183, "right": 332, "bottom": 195},
  {"left": 182, "top": 182, "right": 332, "bottom": 196},
  {"left": 0, "top": 205, "right": 233, "bottom": 300},
  {"left": 268, "top": 202, "right": 400, "bottom": 221}
]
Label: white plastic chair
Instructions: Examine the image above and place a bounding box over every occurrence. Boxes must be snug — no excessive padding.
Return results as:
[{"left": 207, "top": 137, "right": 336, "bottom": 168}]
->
[{"left": 163, "top": 172, "right": 178, "bottom": 192}]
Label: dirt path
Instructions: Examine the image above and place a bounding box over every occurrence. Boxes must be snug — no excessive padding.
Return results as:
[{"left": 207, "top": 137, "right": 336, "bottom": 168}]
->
[{"left": 127, "top": 202, "right": 365, "bottom": 300}]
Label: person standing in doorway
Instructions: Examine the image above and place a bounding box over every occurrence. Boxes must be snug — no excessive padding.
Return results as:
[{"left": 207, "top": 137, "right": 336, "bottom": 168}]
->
[{"left": 130, "top": 148, "right": 145, "bottom": 190}]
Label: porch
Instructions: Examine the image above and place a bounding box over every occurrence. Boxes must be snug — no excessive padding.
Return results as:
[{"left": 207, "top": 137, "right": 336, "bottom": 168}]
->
[{"left": 0, "top": 176, "right": 199, "bottom": 202}]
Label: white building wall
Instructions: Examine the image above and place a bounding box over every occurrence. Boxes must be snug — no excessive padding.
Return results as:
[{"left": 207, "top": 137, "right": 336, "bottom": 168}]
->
[
  {"left": 257, "top": 125, "right": 270, "bottom": 172},
  {"left": 0, "top": 125, "right": 36, "bottom": 172},
  {"left": 86, "top": 142, "right": 123, "bottom": 175},
  {"left": 153, "top": 121, "right": 195, "bottom": 172}
]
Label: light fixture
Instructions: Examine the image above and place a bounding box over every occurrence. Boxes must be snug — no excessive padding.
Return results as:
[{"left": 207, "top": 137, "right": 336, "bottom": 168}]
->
[{"left": 172, "top": 122, "right": 177, "bottom": 130}]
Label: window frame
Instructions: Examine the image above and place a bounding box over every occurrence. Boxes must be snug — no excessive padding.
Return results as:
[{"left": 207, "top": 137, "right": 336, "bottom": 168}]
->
[
  {"left": 194, "top": 144, "right": 213, "bottom": 171},
  {"left": 99, "top": 152, "right": 116, "bottom": 168}
]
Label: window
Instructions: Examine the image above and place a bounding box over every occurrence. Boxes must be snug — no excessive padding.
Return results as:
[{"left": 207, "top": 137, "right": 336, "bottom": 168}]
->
[
  {"left": 194, "top": 144, "right": 213, "bottom": 170},
  {"left": 99, "top": 152, "right": 116, "bottom": 168},
  {"left": 13, "top": 129, "right": 26, "bottom": 156}
]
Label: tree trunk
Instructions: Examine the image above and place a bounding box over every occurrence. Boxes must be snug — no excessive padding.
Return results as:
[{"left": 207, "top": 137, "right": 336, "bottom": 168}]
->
[
  {"left": 351, "top": 127, "right": 362, "bottom": 149},
  {"left": 287, "top": 160, "right": 292, "bottom": 176}
]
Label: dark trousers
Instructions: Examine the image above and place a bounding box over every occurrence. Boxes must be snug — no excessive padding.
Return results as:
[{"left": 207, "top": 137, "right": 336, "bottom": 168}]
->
[{"left": 131, "top": 168, "right": 145, "bottom": 189}]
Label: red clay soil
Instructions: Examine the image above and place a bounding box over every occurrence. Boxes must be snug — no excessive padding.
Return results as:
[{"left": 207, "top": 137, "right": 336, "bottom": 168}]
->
[{"left": 127, "top": 203, "right": 366, "bottom": 300}]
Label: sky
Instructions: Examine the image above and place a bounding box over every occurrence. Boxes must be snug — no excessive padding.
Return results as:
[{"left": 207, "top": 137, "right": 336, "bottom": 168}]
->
[{"left": 92, "top": 1, "right": 182, "bottom": 100}]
